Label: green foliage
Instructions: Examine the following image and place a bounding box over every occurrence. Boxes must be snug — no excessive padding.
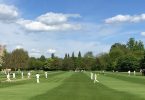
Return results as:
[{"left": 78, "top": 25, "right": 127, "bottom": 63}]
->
[
  {"left": 116, "top": 55, "right": 139, "bottom": 71},
  {"left": 1, "top": 37, "right": 145, "bottom": 71},
  {"left": 2, "top": 49, "right": 29, "bottom": 70},
  {"left": 11, "top": 49, "right": 29, "bottom": 70},
  {"left": 84, "top": 51, "right": 94, "bottom": 58},
  {"left": 28, "top": 57, "right": 44, "bottom": 70},
  {"left": 140, "top": 52, "right": 145, "bottom": 69},
  {"left": 2, "top": 50, "right": 12, "bottom": 69}
]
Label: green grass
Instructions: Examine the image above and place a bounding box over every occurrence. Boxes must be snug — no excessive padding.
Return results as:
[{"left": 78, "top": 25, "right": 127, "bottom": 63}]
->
[
  {"left": 0, "top": 71, "right": 145, "bottom": 100},
  {"left": 31, "top": 72, "right": 144, "bottom": 100}
]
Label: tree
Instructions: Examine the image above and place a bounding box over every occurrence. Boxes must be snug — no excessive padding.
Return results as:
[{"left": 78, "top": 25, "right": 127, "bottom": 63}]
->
[
  {"left": 140, "top": 51, "right": 145, "bottom": 69},
  {"left": 11, "top": 49, "right": 29, "bottom": 70},
  {"left": 51, "top": 53, "right": 55, "bottom": 59},
  {"left": 138, "top": 40, "right": 144, "bottom": 51},
  {"left": 127, "top": 38, "right": 135, "bottom": 50},
  {"left": 83, "top": 51, "right": 95, "bottom": 70},
  {"left": 2, "top": 50, "right": 12, "bottom": 69},
  {"left": 78, "top": 51, "right": 82, "bottom": 58},
  {"left": 84, "top": 51, "right": 94, "bottom": 58},
  {"left": 117, "top": 55, "right": 139, "bottom": 71},
  {"left": 39, "top": 55, "right": 46, "bottom": 62},
  {"left": 44, "top": 58, "right": 53, "bottom": 70},
  {"left": 51, "top": 57, "right": 62, "bottom": 70},
  {"left": 72, "top": 52, "right": 75, "bottom": 58},
  {"left": 97, "top": 53, "right": 111, "bottom": 70}
]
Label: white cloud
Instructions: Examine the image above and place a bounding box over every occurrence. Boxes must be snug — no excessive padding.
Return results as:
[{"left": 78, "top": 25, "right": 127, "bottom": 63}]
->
[
  {"left": 30, "top": 48, "right": 41, "bottom": 53},
  {"left": 105, "top": 14, "right": 145, "bottom": 24},
  {"left": 0, "top": 4, "right": 18, "bottom": 22},
  {"left": 17, "top": 18, "right": 81, "bottom": 32},
  {"left": 37, "top": 12, "right": 80, "bottom": 25},
  {"left": 29, "top": 49, "right": 41, "bottom": 57},
  {"left": 0, "top": 3, "right": 81, "bottom": 32},
  {"left": 15, "top": 45, "right": 23, "bottom": 49},
  {"left": 47, "top": 49, "right": 56, "bottom": 54},
  {"left": 0, "top": 3, "right": 117, "bottom": 58},
  {"left": 141, "top": 32, "right": 145, "bottom": 36}
]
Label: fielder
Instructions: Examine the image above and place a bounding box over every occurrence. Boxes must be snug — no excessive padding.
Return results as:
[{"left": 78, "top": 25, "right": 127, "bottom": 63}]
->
[
  {"left": 21, "top": 71, "right": 24, "bottom": 79},
  {"left": 36, "top": 73, "right": 40, "bottom": 83},
  {"left": 45, "top": 72, "right": 48, "bottom": 78},
  {"left": 128, "top": 70, "right": 131, "bottom": 76},
  {"left": 90, "top": 72, "right": 93, "bottom": 80},
  {"left": 7, "top": 73, "right": 11, "bottom": 81},
  {"left": 28, "top": 72, "right": 31, "bottom": 79},
  {"left": 134, "top": 70, "right": 136, "bottom": 76},
  {"left": 13, "top": 73, "right": 16, "bottom": 79},
  {"left": 94, "top": 74, "right": 99, "bottom": 83}
]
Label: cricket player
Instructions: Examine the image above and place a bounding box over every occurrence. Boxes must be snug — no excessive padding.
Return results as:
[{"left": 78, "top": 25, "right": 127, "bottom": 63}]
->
[
  {"left": 36, "top": 73, "right": 40, "bottom": 83},
  {"left": 28, "top": 72, "right": 31, "bottom": 79},
  {"left": 128, "top": 70, "right": 131, "bottom": 76},
  {"left": 134, "top": 70, "right": 136, "bottom": 76},
  {"left": 21, "top": 71, "right": 24, "bottom": 79},
  {"left": 94, "top": 74, "right": 99, "bottom": 83},
  {"left": 45, "top": 72, "right": 48, "bottom": 78},
  {"left": 91, "top": 72, "right": 93, "bottom": 80},
  {"left": 7, "top": 73, "right": 11, "bottom": 81},
  {"left": 13, "top": 73, "right": 16, "bottom": 79}
]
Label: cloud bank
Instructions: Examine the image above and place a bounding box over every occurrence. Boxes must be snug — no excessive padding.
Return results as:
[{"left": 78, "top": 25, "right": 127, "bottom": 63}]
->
[
  {"left": 105, "top": 14, "right": 145, "bottom": 24},
  {"left": 0, "top": 4, "right": 81, "bottom": 32},
  {"left": 0, "top": 4, "right": 18, "bottom": 22}
]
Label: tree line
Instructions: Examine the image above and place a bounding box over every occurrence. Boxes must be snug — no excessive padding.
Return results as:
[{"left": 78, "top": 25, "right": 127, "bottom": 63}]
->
[{"left": 0, "top": 38, "right": 145, "bottom": 71}]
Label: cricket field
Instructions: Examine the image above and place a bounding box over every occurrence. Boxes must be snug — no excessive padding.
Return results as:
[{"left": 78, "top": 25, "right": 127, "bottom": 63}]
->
[{"left": 0, "top": 71, "right": 145, "bottom": 100}]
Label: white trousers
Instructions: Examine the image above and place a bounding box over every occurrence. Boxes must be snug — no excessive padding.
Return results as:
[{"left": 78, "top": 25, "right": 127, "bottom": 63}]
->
[
  {"left": 45, "top": 75, "right": 47, "bottom": 78},
  {"left": 37, "top": 78, "right": 40, "bottom": 83}
]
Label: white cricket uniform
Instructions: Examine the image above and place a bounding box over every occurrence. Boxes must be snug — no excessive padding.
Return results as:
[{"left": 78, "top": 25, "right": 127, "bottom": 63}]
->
[
  {"left": 7, "top": 73, "right": 10, "bottom": 81},
  {"left": 94, "top": 74, "right": 99, "bottom": 83},
  {"left": 28, "top": 72, "right": 31, "bottom": 78},
  {"left": 36, "top": 74, "right": 40, "bottom": 83},
  {"left": 134, "top": 71, "right": 136, "bottom": 75},
  {"left": 13, "top": 73, "right": 16, "bottom": 79},
  {"left": 128, "top": 70, "right": 131, "bottom": 76},
  {"left": 91, "top": 73, "right": 93, "bottom": 80},
  {"left": 21, "top": 72, "right": 24, "bottom": 79},
  {"left": 45, "top": 72, "right": 48, "bottom": 78}
]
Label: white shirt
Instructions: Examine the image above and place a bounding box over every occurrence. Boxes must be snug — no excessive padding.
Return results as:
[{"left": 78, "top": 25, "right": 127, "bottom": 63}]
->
[
  {"left": 13, "top": 73, "right": 15, "bottom": 78},
  {"left": 7, "top": 73, "right": 10, "bottom": 78},
  {"left": 36, "top": 74, "right": 40, "bottom": 79},
  {"left": 94, "top": 74, "right": 97, "bottom": 80},
  {"left": 28, "top": 72, "right": 31, "bottom": 76}
]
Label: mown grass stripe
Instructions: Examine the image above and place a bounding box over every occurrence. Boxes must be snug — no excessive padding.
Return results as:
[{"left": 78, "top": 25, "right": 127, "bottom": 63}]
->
[
  {"left": 30, "top": 72, "right": 144, "bottom": 100},
  {"left": 0, "top": 71, "right": 65, "bottom": 89},
  {"left": 105, "top": 72, "right": 145, "bottom": 85},
  {"left": 0, "top": 72, "right": 72, "bottom": 100},
  {"left": 96, "top": 72, "right": 145, "bottom": 99}
]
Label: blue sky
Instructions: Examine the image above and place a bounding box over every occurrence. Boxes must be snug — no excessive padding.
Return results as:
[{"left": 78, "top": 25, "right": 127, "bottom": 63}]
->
[{"left": 0, "top": 0, "right": 145, "bottom": 57}]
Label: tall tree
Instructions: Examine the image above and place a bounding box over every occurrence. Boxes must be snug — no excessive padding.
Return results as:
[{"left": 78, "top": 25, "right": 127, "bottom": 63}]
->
[
  {"left": 72, "top": 52, "right": 75, "bottom": 58},
  {"left": 51, "top": 53, "right": 55, "bottom": 59},
  {"left": 39, "top": 55, "right": 46, "bottom": 62},
  {"left": 84, "top": 51, "right": 94, "bottom": 58},
  {"left": 140, "top": 51, "right": 145, "bottom": 69},
  {"left": 138, "top": 40, "right": 144, "bottom": 51},
  {"left": 127, "top": 38, "right": 135, "bottom": 50},
  {"left": 2, "top": 50, "right": 12, "bottom": 69},
  {"left": 11, "top": 49, "right": 29, "bottom": 70},
  {"left": 117, "top": 55, "right": 138, "bottom": 71},
  {"left": 78, "top": 51, "right": 82, "bottom": 58}
]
